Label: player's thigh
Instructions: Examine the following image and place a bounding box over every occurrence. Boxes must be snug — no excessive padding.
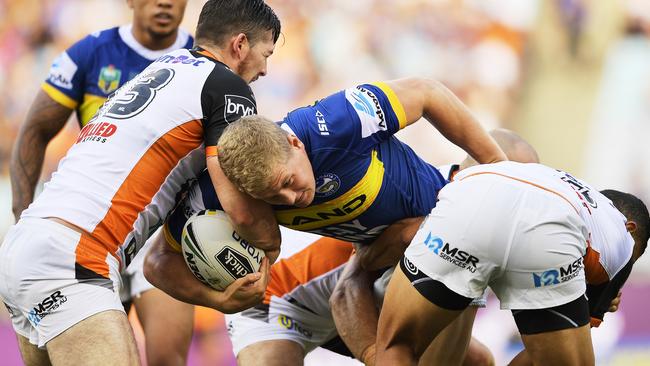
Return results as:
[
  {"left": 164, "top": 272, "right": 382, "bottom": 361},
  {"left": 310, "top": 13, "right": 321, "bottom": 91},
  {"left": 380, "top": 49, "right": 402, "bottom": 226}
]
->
[
  {"left": 419, "top": 306, "right": 477, "bottom": 366},
  {"left": 47, "top": 309, "right": 140, "bottom": 366},
  {"left": 237, "top": 339, "right": 305, "bottom": 366},
  {"left": 133, "top": 287, "right": 194, "bottom": 365},
  {"left": 16, "top": 335, "right": 51, "bottom": 366},
  {"left": 521, "top": 325, "right": 593, "bottom": 366}
]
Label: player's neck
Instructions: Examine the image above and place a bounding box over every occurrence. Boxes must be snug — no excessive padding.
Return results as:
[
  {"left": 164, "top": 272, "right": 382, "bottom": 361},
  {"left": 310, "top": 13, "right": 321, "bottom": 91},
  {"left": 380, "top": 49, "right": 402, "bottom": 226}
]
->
[
  {"left": 197, "top": 44, "right": 236, "bottom": 70},
  {"left": 131, "top": 25, "right": 178, "bottom": 51}
]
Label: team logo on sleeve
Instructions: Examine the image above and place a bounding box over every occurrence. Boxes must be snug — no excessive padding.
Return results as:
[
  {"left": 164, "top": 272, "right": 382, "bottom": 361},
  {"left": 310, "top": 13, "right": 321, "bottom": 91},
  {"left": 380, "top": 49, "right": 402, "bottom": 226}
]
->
[
  {"left": 345, "top": 86, "right": 387, "bottom": 138},
  {"left": 315, "top": 173, "right": 340, "bottom": 197},
  {"left": 224, "top": 95, "right": 256, "bottom": 123},
  {"left": 98, "top": 65, "right": 122, "bottom": 94},
  {"left": 48, "top": 52, "right": 77, "bottom": 89}
]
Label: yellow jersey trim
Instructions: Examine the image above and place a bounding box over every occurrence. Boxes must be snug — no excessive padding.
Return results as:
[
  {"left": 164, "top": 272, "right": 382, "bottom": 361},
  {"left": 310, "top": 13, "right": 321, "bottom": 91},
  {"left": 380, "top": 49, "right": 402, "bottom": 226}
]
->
[
  {"left": 163, "top": 223, "right": 182, "bottom": 253},
  {"left": 41, "top": 83, "right": 78, "bottom": 110},
  {"left": 79, "top": 94, "right": 108, "bottom": 126},
  {"left": 371, "top": 81, "right": 407, "bottom": 129},
  {"left": 275, "top": 150, "right": 385, "bottom": 231}
]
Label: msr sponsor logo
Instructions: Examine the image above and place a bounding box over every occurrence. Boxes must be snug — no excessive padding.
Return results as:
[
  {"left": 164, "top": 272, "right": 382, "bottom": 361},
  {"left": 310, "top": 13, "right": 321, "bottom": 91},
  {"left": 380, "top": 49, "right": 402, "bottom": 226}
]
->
[
  {"left": 533, "top": 258, "right": 583, "bottom": 287},
  {"left": 216, "top": 247, "right": 254, "bottom": 279},
  {"left": 27, "top": 291, "right": 67, "bottom": 327},
  {"left": 76, "top": 121, "right": 117, "bottom": 144},
  {"left": 278, "top": 315, "right": 313, "bottom": 339},
  {"left": 423, "top": 233, "right": 479, "bottom": 273},
  {"left": 224, "top": 95, "right": 256, "bottom": 123}
]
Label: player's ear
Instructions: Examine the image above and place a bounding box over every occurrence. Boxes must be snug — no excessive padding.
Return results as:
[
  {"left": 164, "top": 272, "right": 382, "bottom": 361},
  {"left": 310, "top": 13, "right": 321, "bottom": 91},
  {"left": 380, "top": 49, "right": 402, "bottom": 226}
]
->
[
  {"left": 626, "top": 220, "right": 638, "bottom": 234},
  {"left": 286, "top": 134, "right": 302, "bottom": 148},
  {"left": 232, "top": 33, "right": 250, "bottom": 61}
]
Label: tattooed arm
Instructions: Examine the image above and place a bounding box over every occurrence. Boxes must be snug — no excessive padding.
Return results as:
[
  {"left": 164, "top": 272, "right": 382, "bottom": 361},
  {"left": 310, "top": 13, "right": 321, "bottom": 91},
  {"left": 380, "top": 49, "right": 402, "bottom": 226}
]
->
[{"left": 10, "top": 90, "right": 72, "bottom": 221}]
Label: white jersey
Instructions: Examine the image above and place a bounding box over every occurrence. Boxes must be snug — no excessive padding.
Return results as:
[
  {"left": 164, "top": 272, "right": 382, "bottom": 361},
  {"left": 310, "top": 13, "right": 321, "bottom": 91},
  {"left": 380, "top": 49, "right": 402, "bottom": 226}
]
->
[
  {"left": 23, "top": 48, "right": 257, "bottom": 274},
  {"left": 456, "top": 162, "right": 634, "bottom": 284}
]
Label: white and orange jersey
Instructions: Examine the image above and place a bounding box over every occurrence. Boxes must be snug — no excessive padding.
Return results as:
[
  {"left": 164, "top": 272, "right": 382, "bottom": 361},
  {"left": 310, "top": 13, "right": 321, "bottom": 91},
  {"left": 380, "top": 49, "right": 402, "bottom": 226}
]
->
[
  {"left": 22, "top": 47, "right": 257, "bottom": 278},
  {"left": 264, "top": 237, "right": 353, "bottom": 316},
  {"left": 455, "top": 162, "right": 634, "bottom": 284}
]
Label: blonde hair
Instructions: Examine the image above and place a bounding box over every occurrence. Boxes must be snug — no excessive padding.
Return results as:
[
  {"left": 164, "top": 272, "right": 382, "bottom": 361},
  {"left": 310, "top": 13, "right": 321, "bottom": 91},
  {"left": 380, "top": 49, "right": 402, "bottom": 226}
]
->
[{"left": 218, "top": 115, "right": 291, "bottom": 195}]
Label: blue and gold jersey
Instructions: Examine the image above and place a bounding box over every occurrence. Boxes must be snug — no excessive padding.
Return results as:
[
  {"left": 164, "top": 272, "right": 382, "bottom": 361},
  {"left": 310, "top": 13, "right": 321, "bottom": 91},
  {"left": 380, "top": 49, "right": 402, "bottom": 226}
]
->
[
  {"left": 42, "top": 25, "right": 193, "bottom": 127},
  {"left": 165, "top": 82, "right": 446, "bottom": 247}
]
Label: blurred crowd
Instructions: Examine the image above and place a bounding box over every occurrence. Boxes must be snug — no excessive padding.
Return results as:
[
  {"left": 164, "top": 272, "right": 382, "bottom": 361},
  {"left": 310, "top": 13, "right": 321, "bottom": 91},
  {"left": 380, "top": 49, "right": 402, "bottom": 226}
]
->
[{"left": 1, "top": 0, "right": 649, "bottom": 364}]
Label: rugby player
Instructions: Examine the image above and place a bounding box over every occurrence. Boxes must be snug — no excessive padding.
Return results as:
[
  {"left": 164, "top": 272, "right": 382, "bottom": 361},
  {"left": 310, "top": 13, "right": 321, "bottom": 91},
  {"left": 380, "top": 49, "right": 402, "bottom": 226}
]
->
[
  {"left": 0, "top": 1, "right": 281, "bottom": 365},
  {"left": 507, "top": 189, "right": 648, "bottom": 365},
  {"left": 9, "top": 1, "right": 194, "bottom": 364},
  {"left": 145, "top": 78, "right": 508, "bottom": 365},
  {"left": 373, "top": 162, "right": 649, "bottom": 366}
]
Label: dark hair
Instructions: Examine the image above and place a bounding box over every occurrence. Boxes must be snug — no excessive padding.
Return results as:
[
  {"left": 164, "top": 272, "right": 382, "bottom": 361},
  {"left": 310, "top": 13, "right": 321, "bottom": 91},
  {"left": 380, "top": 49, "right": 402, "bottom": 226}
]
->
[
  {"left": 195, "top": 0, "right": 281, "bottom": 47},
  {"left": 601, "top": 189, "right": 650, "bottom": 252}
]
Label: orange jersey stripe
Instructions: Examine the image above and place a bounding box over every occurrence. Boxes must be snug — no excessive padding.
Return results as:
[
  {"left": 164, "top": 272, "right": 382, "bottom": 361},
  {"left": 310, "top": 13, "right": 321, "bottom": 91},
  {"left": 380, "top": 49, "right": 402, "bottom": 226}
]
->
[
  {"left": 584, "top": 246, "right": 609, "bottom": 285},
  {"left": 75, "top": 120, "right": 204, "bottom": 275},
  {"left": 458, "top": 171, "right": 579, "bottom": 215},
  {"left": 264, "top": 237, "right": 353, "bottom": 304}
]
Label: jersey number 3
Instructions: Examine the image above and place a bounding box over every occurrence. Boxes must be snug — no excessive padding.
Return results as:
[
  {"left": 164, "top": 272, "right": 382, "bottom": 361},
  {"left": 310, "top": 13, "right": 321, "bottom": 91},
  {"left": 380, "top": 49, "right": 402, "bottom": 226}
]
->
[{"left": 104, "top": 68, "right": 175, "bottom": 119}]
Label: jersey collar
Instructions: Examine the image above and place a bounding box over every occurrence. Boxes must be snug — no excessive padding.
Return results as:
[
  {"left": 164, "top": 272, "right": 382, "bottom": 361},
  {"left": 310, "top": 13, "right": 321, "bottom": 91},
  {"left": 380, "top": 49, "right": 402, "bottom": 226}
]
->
[{"left": 118, "top": 24, "right": 190, "bottom": 61}]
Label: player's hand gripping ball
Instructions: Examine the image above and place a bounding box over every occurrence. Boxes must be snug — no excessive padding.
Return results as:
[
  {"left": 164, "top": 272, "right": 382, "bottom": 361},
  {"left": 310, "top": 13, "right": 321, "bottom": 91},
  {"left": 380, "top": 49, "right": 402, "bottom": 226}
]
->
[{"left": 181, "top": 210, "right": 265, "bottom": 291}]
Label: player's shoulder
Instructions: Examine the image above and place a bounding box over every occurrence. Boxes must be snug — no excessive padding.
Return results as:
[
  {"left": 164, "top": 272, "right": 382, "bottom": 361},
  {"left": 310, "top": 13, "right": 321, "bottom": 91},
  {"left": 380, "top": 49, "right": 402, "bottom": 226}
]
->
[{"left": 71, "top": 26, "right": 121, "bottom": 52}]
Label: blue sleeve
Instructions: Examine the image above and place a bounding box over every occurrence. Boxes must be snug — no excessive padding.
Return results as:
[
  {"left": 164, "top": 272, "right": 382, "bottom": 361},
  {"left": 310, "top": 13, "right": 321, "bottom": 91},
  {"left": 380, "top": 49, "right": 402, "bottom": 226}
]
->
[{"left": 42, "top": 34, "right": 96, "bottom": 107}]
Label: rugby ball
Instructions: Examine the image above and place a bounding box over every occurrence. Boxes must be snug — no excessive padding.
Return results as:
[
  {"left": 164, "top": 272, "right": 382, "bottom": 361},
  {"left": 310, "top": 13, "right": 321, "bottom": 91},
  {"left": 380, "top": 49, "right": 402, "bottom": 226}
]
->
[{"left": 181, "top": 210, "right": 265, "bottom": 291}]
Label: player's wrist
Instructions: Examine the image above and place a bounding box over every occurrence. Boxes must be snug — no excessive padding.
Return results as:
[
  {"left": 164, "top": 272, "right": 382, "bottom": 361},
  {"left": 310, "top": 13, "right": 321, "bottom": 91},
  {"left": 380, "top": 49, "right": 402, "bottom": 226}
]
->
[{"left": 361, "top": 343, "right": 376, "bottom": 366}]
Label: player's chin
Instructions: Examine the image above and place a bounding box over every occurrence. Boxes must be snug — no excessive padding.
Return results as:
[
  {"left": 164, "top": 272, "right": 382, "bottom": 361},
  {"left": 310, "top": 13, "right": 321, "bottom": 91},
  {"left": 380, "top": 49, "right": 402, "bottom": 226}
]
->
[
  {"left": 295, "top": 191, "right": 314, "bottom": 208},
  {"left": 148, "top": 26, "right": 177, "bottom": 39}
]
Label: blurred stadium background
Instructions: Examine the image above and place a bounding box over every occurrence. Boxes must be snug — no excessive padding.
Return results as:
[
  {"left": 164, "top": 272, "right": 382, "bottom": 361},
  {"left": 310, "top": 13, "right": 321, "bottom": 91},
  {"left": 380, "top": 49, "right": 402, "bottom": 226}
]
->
[{"left": 1, "top": 0, "right": 649, "bottom": 365}]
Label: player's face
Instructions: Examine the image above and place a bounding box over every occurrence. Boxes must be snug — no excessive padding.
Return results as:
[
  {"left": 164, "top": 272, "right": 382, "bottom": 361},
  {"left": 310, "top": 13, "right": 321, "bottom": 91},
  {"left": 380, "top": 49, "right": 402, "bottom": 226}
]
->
[
  {"left": 255, "top": 142, "right": 315, "bottom": 208},
  {"left": 130, "top": 0, "right": 187, "bottom": 38},
  {"left": 239, "top": 31, "right": 276, "bottom": 83}
]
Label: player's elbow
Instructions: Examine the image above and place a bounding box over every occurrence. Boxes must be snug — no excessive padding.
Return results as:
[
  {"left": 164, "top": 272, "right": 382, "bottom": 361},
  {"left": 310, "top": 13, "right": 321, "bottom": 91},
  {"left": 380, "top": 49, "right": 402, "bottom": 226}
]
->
[
  {"left": 143, "top": 250, "right": 162, "bottom": 288},
  {"left": 402, "top": 77, "right": 445, "bottom": 97}
]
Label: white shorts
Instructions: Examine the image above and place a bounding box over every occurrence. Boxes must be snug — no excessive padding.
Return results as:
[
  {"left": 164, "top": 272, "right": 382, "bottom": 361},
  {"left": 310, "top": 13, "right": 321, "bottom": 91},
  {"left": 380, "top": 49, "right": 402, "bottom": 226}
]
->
[
  {"left": 225, "top": 295, "right": 339, "bottom": 356},
  {"left": 0, "top": 218, "right": 124, "bottom": 347},
  {"left": 405, "top": 174, "right": 588, "bottom": 310}
]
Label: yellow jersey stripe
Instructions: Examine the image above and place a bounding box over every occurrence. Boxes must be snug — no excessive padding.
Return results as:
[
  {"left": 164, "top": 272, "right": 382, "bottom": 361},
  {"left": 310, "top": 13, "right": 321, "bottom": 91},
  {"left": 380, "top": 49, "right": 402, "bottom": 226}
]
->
[
  {"left": 79, "top": 94, "right": 107, "bottom": 126},
  {"left": 372, "top": 81, "right": 407, "bottom": 129},
  {"left": 275, "top": 150, "right": 385, "bottom": 231},
  {"left": 41, "top": 83, "right": 78, "bottom": 110},
  {"left": 163, "top": 223, "right": 182, "bottom": 253}
]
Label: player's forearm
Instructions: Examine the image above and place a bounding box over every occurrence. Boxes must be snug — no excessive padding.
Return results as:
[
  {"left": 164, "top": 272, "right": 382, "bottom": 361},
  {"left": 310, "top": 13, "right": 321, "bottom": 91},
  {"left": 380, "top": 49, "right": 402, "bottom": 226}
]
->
[
  {"left": 422, "top": 81, "right": 507, "bottom": 165},
  {"left": 357, "top": 217, "right": 424, "bottom": 271},
  {"left": 143, "top": 235, "right": 217, "bottom": 308},
  {"left": 330, "top": 255, "right": 380, "bottom": 365},
  {"left": 207, "top": 156, "right": 281, "bottom": 258}
]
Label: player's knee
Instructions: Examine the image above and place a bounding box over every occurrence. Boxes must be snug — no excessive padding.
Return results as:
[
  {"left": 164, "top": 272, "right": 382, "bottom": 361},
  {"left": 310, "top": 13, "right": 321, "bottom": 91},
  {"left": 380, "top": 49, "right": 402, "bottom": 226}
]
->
[
  {"left": 146, "top": 348, "right": 187, "bottom": 366},
  {"left": 463, "top": 343, "right": 495, "bottom": 366}
]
